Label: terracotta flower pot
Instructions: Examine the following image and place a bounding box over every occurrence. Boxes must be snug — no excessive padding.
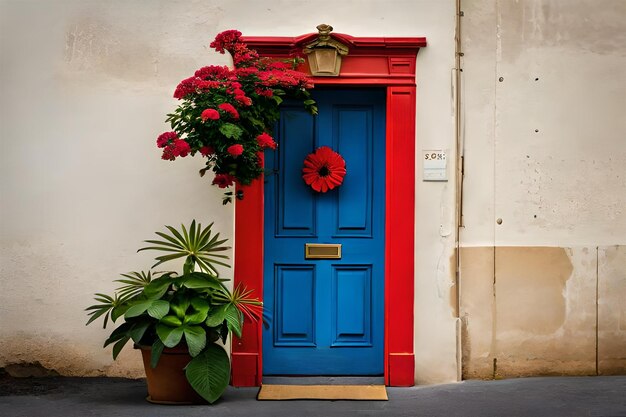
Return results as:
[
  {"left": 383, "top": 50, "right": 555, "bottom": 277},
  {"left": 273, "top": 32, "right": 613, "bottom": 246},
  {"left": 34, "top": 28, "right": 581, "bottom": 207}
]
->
[{"left": 138, "top": 345, "right": 206, "bottom": 404}]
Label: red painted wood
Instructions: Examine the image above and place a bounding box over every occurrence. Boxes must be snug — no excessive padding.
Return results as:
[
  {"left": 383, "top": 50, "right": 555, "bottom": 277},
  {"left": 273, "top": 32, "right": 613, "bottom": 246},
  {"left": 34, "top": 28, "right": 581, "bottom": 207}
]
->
[
  {"left": 385, "top": 86, "right": 416, "bottom": 386},
  {"left": 232, "top": 169, "right": 264, "bottom": 387},
  {"left": 241, "top": 34, "right": 427, "bottom": 56},
  {"left": 232, "top": 33, "right": 424, "bottom": 387},
  {"left": 388, "top": 354, "right": 416, "bottom": 386},
  {"left": 231, "top": 352, "right": 259, "bottom": 387},
  {"left": 241, "top": 34, "right": 426, "bottom": 85}
]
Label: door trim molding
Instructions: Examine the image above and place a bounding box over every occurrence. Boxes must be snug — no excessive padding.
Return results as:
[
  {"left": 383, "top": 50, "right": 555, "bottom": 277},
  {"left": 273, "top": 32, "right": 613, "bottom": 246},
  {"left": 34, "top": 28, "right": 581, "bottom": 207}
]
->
[{"left": 232, "top": 32, "right": 426, "bottom": 387}]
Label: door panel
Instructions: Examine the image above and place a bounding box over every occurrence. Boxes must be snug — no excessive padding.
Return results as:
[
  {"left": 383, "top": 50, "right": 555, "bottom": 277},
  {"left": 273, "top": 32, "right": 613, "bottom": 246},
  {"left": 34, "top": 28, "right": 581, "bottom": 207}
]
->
[
  {"left": 264, "top": 89, "right": 386, "bottom": 375},
  {"left": 273, "top": 265, "right": 315, "bottom": 346},
  {"left": 276, "top": 107, "right": 316, "bottom": 237},
  {"left": 332, "top": 265, "right": 373, "bottom": 346},
  {"left": 335, "top": 107, "right": 373, "bottom": 236}
]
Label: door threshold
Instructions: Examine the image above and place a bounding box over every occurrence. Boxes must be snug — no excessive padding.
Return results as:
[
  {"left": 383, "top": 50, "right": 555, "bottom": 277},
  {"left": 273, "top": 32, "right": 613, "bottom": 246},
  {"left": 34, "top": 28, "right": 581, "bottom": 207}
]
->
[{"left": 262, "top": 376, "right": 385, "bottom": 385}]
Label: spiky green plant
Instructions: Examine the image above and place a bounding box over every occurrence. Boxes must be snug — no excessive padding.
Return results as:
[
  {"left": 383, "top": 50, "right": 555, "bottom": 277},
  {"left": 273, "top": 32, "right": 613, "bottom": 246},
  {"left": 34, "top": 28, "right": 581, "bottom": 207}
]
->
[
  {"left": 138, "top": 220, "right": 230, "bottom": 276},
  {"left": 86, "top": 220, "right": 261, "bottom": 404}
]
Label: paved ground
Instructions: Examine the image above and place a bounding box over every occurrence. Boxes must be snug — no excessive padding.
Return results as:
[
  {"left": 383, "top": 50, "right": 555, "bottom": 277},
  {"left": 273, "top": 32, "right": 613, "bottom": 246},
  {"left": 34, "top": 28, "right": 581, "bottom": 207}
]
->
[{"left": 1, "top": 375, "right": 625, "bottom": 417}]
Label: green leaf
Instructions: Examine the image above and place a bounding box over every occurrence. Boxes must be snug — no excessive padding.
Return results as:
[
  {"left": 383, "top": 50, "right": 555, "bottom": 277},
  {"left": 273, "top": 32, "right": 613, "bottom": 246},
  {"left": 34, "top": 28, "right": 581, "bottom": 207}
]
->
[
  {"left": 159, "top": 315, "right": 183, "bottom": 327},
  {"left": 110, "top": 304, "right": 129, "bottom": 322},
  {"left": 190, "top": 297, "right": 209, "bottom": 312},
  {"left": 181, "top": 222, "right": 191, "bottom": 251},
  {"left": 247, "top": 117, "right": 266, "bottom": 129},
  {"left": 143, "top": 277, "right": 172, "bottom": 300},
  {"left": 150, "top": 339, "right": 165, "bottom": 369},
  {"left": 85, "top": 307, "right": 109, "bottom": 327},
  {"left": 197, "top": 256, "right": 231, "bottom": 269},
  {"left": 181, "top": 274, "right": 223, "bottom": 290},
  {"left": 135, "top": 246, "right": 181, "bottom": 253},
  {"left": 103, "top": 322, "right": 133, "bottom": 347},
  {"left": 124, "top": 300, "right": 153, "bottom": 319},
  {"left": 185, "top": 309, "right": 208, "bottom": 325},
  {"left": 156, "top": 324, "right": 184, "bottom": 347},
  {"left": 185, "top": 344, "right": 230, "bottom": 403},
  {"left": 198, "top": 222, "right": 215, "bottom": 244},
  {"left": 165, "top": 225, "right": 186, "bottom": 246},
  {"left": 114, "top": 271, "right": 154, "bottom": 299},
  {"left": 112, "top": 335, "right": 131, "bottom": 360},
  {"left": 129, "top": 320, "right": 150, "bottom": 344},
  {"left": 85, "top": 293, "right": 121, "bottom": 328},
  {"left": 219, "top": 123, "right": 243, "bottom": 139},
  {"left": 224, "top": 304, "right": 243, "bottom": 338},
  {"left": 183, "top": 257, "right": 195, "bottom": 275},
  {"left": 189, "top": 220, "right": 198, "bottom": 248},
  {"left": 152, "top": 231, "right": 184, "bottom": 248},
  {"left": 171, "top": 299, "right": 190, "bottom": 320},
  {"left": 219, "top": 322, "right": 229, "bottom": 344},
  {"left": 152, "top": 253, "right": 188, "bottom": 268},
  {"left": 142, "top": 239, "right": 182, "bottom": 250},
  {"left": 147, "top": 300, "right": 170, "bottom": 320},
  {"left": 138, "top": 221, "right": 231, "bottom": 277},
  {"left": 184, "top": 326, "right": 207, "bottom": 357},
  {"left": 185, "top": 297, "right": 210, "bottom": 325},
  {"left": 205, "top": 304, "right": 228, "bottom": 327}
]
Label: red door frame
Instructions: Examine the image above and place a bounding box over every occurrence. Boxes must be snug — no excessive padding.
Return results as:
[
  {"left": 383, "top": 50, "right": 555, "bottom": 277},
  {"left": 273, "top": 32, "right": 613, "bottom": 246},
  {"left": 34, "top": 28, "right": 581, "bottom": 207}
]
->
[{"left": 231, "top": 32, "right": 426, "bottom": 387}]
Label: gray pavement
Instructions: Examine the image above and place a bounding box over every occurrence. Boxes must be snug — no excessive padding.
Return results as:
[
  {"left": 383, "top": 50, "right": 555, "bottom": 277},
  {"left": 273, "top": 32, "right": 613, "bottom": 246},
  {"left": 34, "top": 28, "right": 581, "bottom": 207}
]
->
[{"left": 1, "top": 375, "right": 625, "bottom": 417}]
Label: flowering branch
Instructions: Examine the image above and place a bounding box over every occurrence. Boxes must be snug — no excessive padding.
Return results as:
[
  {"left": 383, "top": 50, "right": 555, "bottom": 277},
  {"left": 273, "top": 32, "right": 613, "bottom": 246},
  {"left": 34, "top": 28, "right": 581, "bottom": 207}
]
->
[{"left": 157, "top": 30, "right": 317, "bottom": 204}]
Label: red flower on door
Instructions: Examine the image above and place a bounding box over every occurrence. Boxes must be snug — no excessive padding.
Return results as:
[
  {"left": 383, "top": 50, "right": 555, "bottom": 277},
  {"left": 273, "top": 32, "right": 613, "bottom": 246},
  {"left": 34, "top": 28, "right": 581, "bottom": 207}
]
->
[{"left": 302, "top": 146, "right": 346, "bottom": 192}]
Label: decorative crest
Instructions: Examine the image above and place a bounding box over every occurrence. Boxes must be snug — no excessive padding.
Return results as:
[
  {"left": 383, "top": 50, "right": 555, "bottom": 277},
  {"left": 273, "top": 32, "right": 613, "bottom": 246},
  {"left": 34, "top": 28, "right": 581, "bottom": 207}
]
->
[{"left": 303, "top": 24, "right": 349, "bottom": 56}]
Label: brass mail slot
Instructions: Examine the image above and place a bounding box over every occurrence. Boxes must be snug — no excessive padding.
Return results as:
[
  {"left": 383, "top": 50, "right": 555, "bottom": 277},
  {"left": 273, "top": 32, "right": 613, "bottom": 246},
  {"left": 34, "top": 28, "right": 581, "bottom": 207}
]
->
[{"left": 305, "top": 243, "right": 342, "bottom": 259}]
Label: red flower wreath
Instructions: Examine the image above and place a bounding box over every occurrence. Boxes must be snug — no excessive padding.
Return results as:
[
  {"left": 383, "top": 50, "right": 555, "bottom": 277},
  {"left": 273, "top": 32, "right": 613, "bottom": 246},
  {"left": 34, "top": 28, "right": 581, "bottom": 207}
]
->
[{"left": 302, "top": 146, "right": 347, "bottom": 192}]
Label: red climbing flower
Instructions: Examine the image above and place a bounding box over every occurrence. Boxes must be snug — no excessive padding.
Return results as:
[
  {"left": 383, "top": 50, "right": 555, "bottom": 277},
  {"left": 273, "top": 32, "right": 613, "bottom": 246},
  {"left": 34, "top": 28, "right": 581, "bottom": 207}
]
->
[
  {"left": 256, "top": 133, "right": 277, "bottom": 150},
  {"left": 161, "top": 138, "right": 191, "bottom": 161},
  {"left": 227, "top": 144, "right": 244, "bottom": 157},
  {"left": 218, "top": 103, "right": 240, "bottom": 120},
  {"left": 212, "top": 173, "right": 236, "bottom": 188},
  {"left": 156, "top": 131, "right": 178, "bottom": 148},
  {"left": 159, "top": 29, "right": 317, "bottom": 203},
  {"left": 302, "top": 146, "right": 346, "bottom": 193},
  {"left": 210, "top": 30, "right": 242, "bottom": 54},
  {"left": 201, "top": 109, "right": 220, "bottom": 121},
  {"left": 200, "top": 146, "right": 214, "bottom": 156},
  {"left": 175, "top": 140, "right": 191, "bottom": 157}
]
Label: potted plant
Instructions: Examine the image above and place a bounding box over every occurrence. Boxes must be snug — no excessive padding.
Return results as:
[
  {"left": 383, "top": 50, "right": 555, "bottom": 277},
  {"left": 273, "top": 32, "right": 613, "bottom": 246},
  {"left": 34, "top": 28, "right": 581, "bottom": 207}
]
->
[
  {"left": 86, "top": 220, "right": 261, "bottom": 404},
  {"left": 155, "top": 29, "right": 317, "bottom": 204}
]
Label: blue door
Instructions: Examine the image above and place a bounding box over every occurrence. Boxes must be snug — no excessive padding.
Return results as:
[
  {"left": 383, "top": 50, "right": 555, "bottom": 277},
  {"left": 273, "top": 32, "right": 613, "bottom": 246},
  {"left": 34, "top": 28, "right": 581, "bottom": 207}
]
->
[{"left": 263, "top": 89, "right": 386, "bottom": 375}]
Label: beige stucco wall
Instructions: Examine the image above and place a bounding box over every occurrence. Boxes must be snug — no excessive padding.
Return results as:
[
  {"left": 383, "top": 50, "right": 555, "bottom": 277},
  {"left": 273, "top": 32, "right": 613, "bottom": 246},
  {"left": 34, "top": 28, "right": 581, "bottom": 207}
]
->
[
  {"left": 460, "top": 0, "right": 626, "bottom": 378},
  {"left": 0, "top": 0, "right": 459, "bottom": 383},
  {"left": 412, "top": 1, "right": 459, "bottom": 384},
  {"left": 0, "top": 0, "right": 236, "bottom": 378},
  {"left": 2, "top": 0, "right": 621, "bottom": 385}
]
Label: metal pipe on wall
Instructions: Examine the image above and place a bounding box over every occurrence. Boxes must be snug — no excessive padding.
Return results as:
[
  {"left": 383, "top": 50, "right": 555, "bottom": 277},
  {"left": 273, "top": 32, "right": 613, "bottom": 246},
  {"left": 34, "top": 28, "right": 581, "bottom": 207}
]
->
[{"left": 454, "top": 0, "right": 465, "bottom": 382}]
